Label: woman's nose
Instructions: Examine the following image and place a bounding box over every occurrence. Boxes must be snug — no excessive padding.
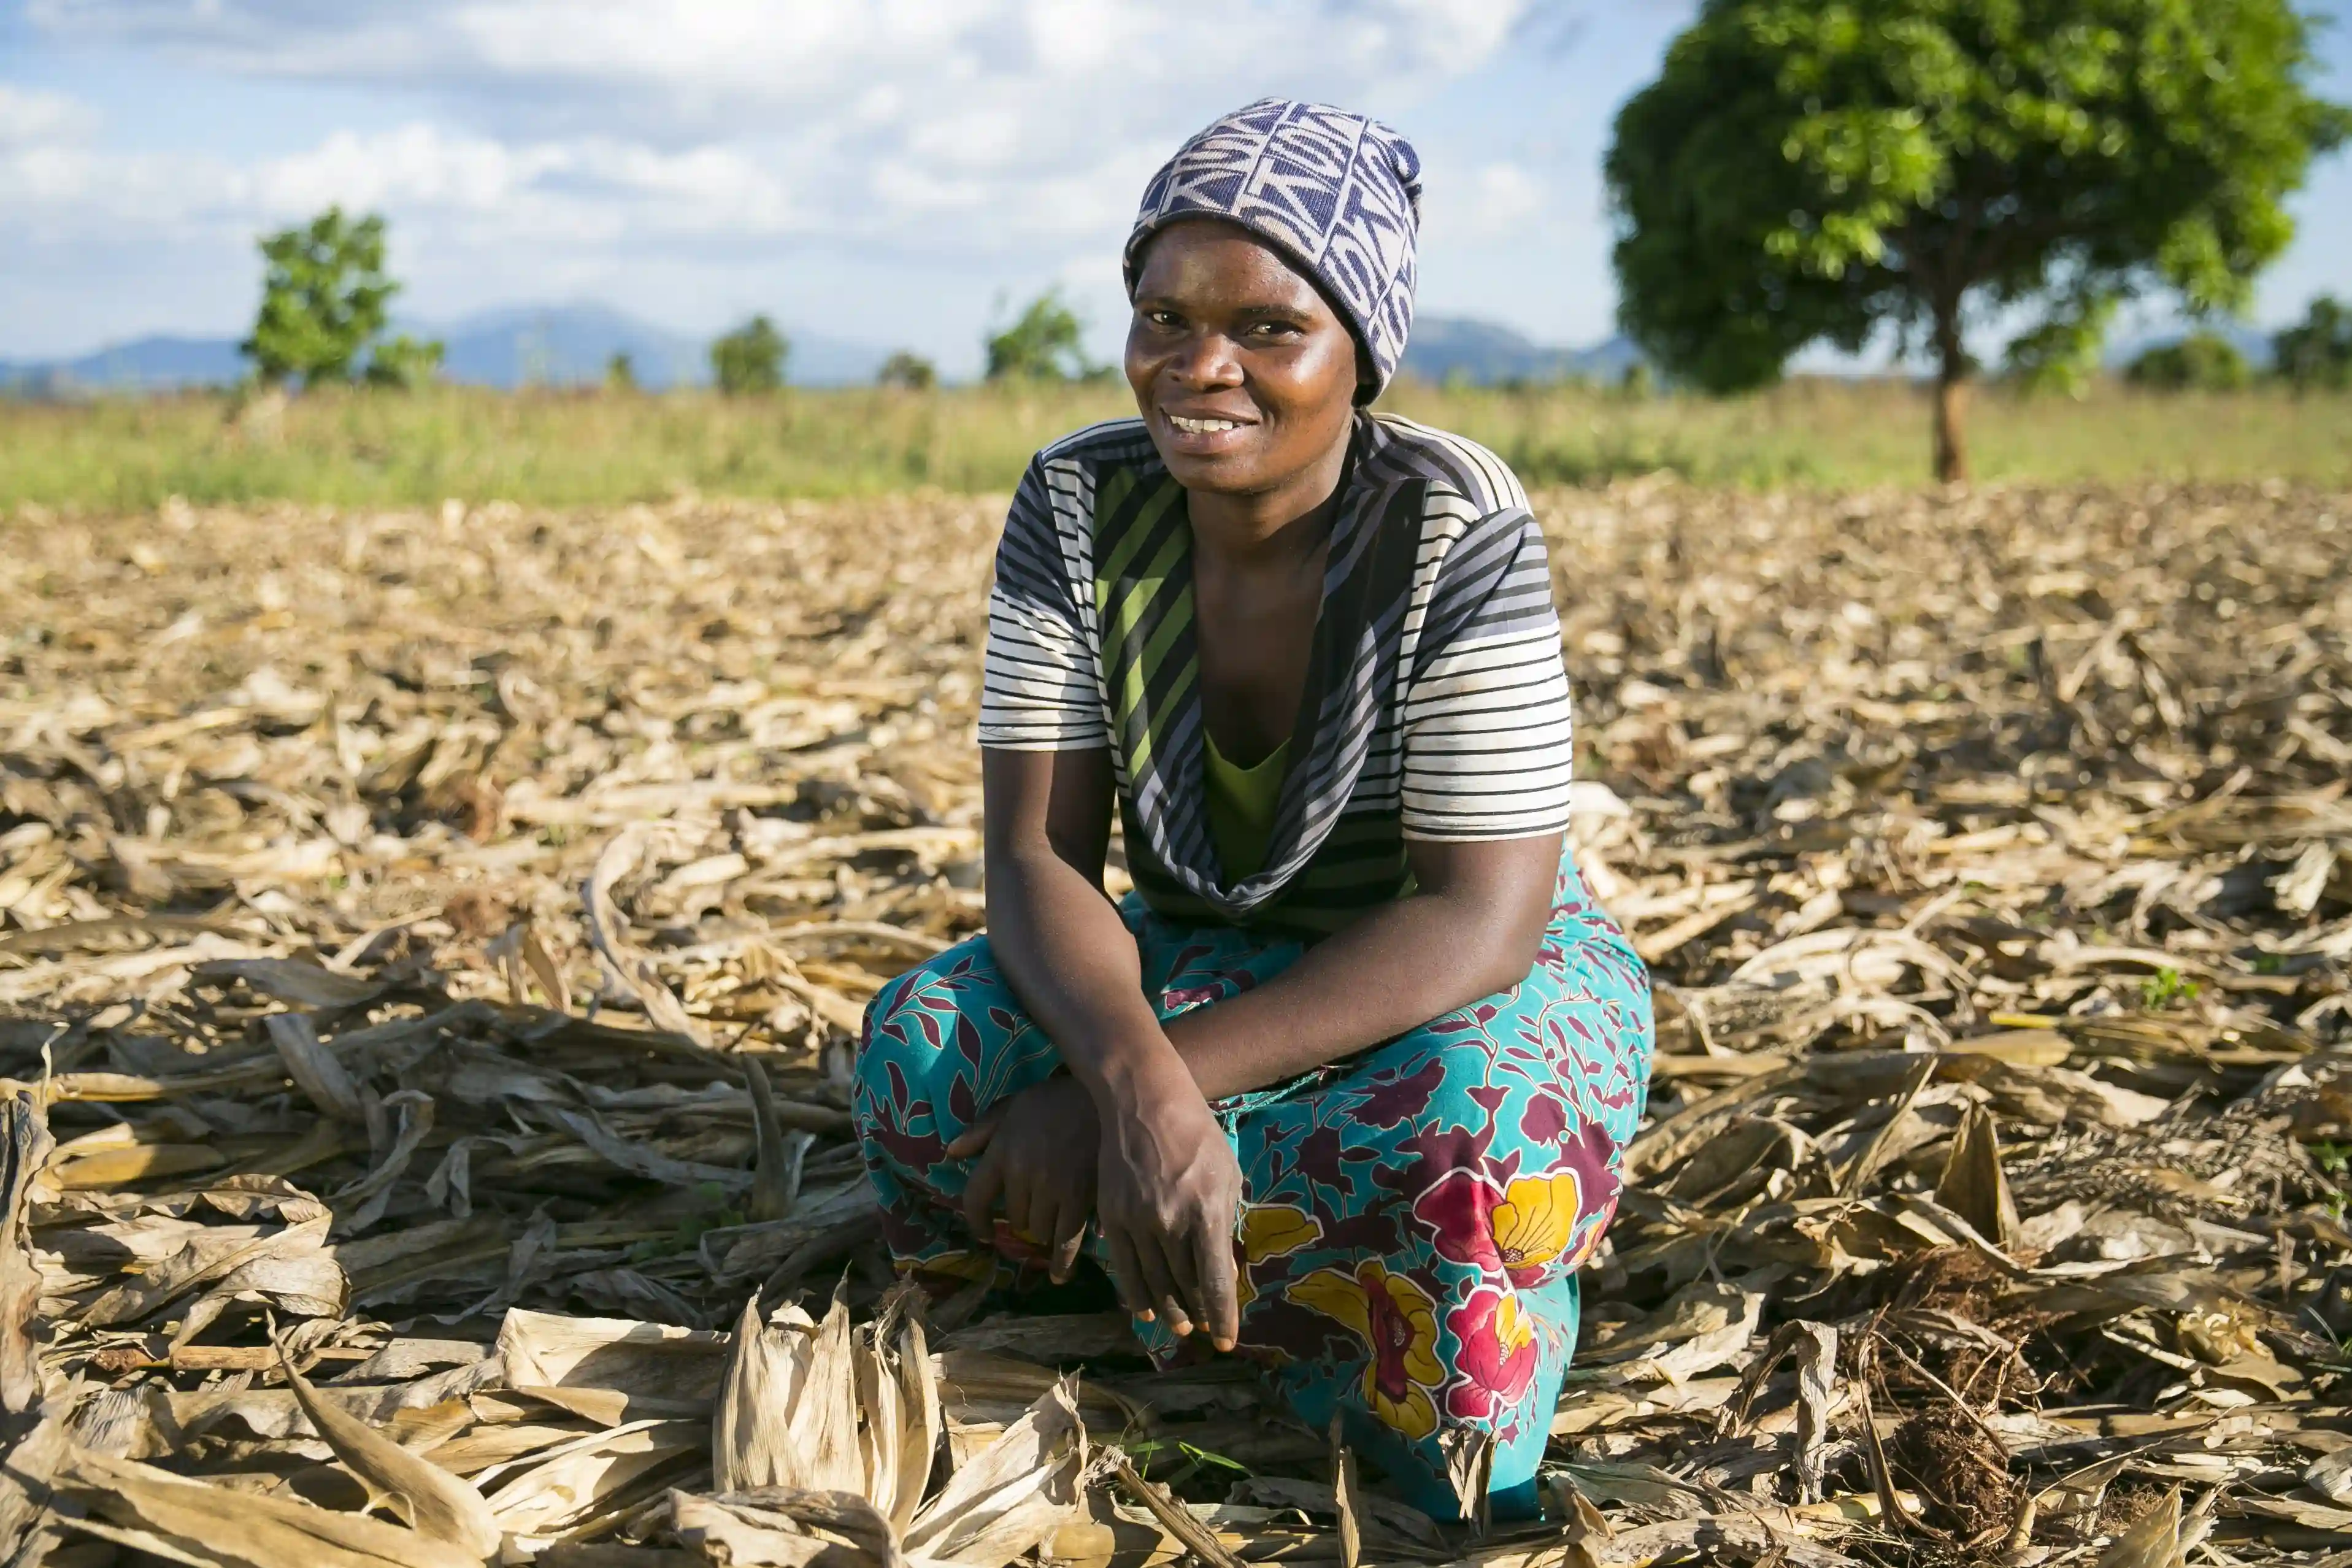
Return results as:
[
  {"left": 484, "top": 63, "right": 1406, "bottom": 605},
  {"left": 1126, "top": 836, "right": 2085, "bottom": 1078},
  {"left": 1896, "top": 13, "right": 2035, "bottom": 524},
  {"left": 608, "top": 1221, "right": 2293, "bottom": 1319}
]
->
[{"left": 1169, "top": 331, "right": 1243, "bottom": 389}]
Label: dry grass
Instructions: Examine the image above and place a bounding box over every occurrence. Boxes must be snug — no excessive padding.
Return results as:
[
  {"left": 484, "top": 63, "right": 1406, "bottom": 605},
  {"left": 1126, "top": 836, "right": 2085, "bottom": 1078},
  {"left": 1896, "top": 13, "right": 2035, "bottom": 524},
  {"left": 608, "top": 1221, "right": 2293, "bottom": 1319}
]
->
[
  {"left": 2, "top": 377, "right": 2348, "bottom": 513},
  {"left": 2, "top": 479, "right": 2351, "bottom": 1566}
]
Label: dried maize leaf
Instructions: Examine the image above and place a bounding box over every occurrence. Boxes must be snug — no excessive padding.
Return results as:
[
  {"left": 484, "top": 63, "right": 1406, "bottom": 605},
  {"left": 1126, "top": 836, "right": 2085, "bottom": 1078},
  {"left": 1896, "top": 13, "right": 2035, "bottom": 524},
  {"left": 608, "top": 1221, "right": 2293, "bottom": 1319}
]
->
[
  {"left": 713, "top": 1296, "right": 817, "bottom": 1493},
  {"left": 891, "top": 1306, "right": 940, "bottom": 1533},
  {"left": 797, "top": 1287, "right": 866, "bottom": 1497},
  {"left": 480, "top": 1420, "right": 705, "bottom": 1539},
  {"left": 499, "top": 1309, "right": 730, "bottom": 1404},
  {"left": 267, "top": 1012, "right": 367, "bottom": 1123},
  {"left": 1934, "top": 1100, "right": 2020, "bottom": 1248},
  {"left": 59, "top": 1446, "right": 485, "bottom": 1568},
  {"left": 666, "top": 1492, "right": 835, "bottom": 1567},
  {"left": 279, "top": 1345, "right": 502, "bottom": 1556},
  {"left": 904, "top": 1378, "right": 1085, "bottom": 1567},
  {"left": 0, "top": 1092, "right": 55, "bottom": 1412}
]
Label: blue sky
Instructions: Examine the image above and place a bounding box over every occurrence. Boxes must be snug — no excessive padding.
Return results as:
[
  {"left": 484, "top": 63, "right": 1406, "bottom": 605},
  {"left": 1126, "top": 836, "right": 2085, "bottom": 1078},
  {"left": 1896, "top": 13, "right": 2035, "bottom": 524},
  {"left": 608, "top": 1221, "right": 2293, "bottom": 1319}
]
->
[{"left": 1, "top": 0, "right": 2346, "bottom": 377}]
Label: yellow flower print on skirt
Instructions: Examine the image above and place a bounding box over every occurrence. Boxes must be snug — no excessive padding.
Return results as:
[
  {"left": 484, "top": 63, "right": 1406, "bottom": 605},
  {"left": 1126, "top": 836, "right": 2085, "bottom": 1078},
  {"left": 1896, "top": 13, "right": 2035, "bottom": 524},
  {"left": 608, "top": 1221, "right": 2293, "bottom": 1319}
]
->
[
  {"left": 1286, "top": 1259, "right": 1446, "bottom": 1440},
  {"left": 1234, "top": 1203, "right": 1323, "bottom": 1315}
]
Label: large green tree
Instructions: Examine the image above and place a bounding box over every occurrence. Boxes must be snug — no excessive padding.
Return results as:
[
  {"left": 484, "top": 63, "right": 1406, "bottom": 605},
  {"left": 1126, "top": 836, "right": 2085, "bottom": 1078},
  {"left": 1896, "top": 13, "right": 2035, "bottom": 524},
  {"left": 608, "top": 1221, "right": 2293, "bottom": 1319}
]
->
[
  {"left": 1606, "top": 0, "right": 2348, "bottom": 479},
  {"left": 243, "top": 207, "right": 441, "bottom": 389}
]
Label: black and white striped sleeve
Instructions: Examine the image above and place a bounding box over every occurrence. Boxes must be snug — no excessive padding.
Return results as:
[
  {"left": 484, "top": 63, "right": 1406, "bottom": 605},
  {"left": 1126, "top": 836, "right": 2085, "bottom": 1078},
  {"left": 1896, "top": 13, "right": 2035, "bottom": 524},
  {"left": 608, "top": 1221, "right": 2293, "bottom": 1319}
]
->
[
  {"left": 1399, "top": 502, "right": 1576, "bottom": 840},
  {"left": 978, "top": 456, "right": 1107, "bottom": 751}
]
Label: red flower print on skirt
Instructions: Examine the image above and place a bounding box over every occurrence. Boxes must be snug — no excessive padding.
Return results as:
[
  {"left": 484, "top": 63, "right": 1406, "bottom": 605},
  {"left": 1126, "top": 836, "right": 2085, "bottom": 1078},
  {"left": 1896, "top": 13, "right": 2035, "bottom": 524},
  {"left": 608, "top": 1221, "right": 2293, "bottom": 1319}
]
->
[{"left": 1443, "top": 1286, "right": 1538, "bottom": 1422}]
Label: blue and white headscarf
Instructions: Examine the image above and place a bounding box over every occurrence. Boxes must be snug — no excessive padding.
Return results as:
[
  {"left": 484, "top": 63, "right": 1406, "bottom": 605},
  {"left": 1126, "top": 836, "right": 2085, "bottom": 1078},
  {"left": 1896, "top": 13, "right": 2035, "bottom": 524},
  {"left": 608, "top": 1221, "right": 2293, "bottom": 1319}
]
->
[{"left": 1125, "top": 98, "right": 1423, "bottom": 401}]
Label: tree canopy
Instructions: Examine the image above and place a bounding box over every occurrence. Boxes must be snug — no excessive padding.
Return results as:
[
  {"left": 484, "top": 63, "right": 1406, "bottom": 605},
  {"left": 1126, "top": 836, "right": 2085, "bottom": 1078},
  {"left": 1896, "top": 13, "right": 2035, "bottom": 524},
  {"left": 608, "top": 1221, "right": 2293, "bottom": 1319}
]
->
[
  {"left": 1606, "top": 0, "right": 2349, "bottom": 478},
  {"left": 242, "top": 207, "right": 442, "bottom": 390}
]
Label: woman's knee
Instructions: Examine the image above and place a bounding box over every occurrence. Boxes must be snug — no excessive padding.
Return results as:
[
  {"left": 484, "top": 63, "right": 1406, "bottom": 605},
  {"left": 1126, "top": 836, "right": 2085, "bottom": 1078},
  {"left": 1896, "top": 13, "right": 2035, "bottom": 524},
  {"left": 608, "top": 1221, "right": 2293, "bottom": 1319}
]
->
[
  {"left": 858, "top": 935, "right": 1010, "bottom": 1065},
  {"left": 853, "top": 936, "right": 1001, "bottom": 1150},
  {"left": 853, "top": 934, "right": 1063, "bottom": 1170}
]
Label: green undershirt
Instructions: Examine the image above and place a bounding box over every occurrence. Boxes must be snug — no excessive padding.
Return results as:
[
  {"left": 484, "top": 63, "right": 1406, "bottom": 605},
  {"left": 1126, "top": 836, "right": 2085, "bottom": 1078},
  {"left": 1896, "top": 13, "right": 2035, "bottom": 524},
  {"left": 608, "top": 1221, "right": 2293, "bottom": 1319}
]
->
[{"left": 1203, "top": 731, "right": 1291, "bottom": 882}]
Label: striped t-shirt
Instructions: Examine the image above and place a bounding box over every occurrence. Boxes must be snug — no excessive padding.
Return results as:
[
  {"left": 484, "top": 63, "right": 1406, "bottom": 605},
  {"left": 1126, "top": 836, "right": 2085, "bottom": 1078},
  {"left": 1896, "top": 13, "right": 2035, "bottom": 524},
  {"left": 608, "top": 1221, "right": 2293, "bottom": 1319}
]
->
[{"left": 980, "top": 412, "right": 1575, "bottom": 937}]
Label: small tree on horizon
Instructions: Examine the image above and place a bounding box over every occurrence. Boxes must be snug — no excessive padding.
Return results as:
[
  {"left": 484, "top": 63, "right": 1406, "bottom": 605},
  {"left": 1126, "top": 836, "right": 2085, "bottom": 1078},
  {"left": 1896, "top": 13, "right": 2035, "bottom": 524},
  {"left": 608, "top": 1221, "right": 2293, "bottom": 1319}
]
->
[
  {"left": 985, "top": 290, "right": 1099, "bottom": 382},
  {"left": 1606, "top": 0, "right": 2349, "bottom": 480},
  {"left": 2275, "top": 294, "right": 2352, "bottom": 390},
  {"left": 242, "top": 206, "right": 443, "bottom": 390},
  {"left": 712, "top": 317, "right": 788, "bottom": 394},
  {"left": 2126, "top": 331, "right": 2255, "bottom": 391},
  {"left": 878, "top": 350, "right": 938, "bottom": 390}
]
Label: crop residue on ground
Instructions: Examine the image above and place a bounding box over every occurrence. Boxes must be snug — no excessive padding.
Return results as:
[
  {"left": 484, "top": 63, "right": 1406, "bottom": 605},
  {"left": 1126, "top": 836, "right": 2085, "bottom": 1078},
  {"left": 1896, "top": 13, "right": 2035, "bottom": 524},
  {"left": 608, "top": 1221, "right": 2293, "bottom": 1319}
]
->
[{"left": 1, "top": 480, "right": 2349, "bottom": 1566}]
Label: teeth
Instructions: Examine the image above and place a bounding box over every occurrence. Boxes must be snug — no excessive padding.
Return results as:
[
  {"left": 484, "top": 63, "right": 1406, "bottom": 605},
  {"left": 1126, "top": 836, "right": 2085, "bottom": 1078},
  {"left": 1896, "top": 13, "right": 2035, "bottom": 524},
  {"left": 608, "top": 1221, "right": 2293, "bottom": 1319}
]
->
[{"left": 1169, "top": 415, "right": 1240, "bottom": 434}]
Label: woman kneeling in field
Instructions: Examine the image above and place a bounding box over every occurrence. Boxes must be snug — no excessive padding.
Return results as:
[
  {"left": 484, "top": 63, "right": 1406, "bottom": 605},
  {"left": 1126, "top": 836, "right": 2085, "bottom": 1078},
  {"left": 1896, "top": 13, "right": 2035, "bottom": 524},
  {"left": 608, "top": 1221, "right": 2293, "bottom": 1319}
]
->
[{"left": 853, "top": 99, "right": 1653, "bottom": 1520}]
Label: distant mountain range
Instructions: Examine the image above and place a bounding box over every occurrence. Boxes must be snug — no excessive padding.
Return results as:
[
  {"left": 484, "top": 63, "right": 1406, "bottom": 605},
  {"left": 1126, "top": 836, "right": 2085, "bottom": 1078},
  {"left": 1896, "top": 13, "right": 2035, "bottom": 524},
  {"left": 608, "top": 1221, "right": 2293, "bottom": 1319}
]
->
[
  {"left": 4, "top": 301, "right": 2303, "bottom": 396},
  {"left": 1402, "top": 317, "right": 1645, "bottom": 386},
  {"left": 2, "top": 303, "right": 1643, "bottom": 396},
  {"left": 1, "top": 334, "right": 248, "bottom": 393},
  {"left": 0, "top": 302, "right": 893, "bottom": 394}
]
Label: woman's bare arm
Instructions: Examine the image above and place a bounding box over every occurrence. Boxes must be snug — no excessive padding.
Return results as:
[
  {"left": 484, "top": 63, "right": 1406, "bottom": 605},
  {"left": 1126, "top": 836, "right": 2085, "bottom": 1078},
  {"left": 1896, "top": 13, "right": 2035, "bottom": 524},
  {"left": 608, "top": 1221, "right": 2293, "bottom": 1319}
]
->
[
  {"left": 978, "top": 746, "right": 1166, "bottom": 1082},
  {"left": 977, "top": 746, "right": 1245, "bottom": 1347}
]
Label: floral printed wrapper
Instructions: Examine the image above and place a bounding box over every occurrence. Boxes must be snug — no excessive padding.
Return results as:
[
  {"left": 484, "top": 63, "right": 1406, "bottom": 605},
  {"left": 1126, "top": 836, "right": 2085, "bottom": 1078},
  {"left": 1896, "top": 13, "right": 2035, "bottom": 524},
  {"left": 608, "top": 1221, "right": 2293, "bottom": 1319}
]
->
[{"left": 852, "top": 844, "right": 1653, "bottom": 1519}]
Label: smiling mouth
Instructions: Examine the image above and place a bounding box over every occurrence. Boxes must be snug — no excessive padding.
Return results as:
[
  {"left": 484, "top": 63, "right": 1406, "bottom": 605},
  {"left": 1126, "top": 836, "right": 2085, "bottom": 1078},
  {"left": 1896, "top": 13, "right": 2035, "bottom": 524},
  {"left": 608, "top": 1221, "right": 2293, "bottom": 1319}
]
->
[{"left": 1166, "top": 413, "right": 1248, "bottom": 435}]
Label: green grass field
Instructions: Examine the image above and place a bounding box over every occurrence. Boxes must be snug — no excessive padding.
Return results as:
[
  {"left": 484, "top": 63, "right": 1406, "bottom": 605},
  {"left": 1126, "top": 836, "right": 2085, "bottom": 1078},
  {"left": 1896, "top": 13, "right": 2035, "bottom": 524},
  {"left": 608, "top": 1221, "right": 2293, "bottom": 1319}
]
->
[{"left": 2, "top": 377, "right": 2346, "bottom": 510}]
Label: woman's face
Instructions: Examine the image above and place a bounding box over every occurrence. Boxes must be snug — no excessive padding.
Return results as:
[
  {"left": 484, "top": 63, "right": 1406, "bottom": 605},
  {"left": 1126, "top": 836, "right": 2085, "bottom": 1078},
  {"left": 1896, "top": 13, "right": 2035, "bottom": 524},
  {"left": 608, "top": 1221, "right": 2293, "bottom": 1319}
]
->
[{"left": 1125, "top": 218, "right": 1362, "bottom": 498}]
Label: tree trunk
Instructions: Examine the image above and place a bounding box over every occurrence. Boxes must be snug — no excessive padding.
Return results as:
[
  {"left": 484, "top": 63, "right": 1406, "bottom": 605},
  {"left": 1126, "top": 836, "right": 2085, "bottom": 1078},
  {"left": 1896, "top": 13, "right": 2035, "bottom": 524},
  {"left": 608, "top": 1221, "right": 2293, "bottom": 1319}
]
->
[{"left": 1931, "top": 302, "right": 1969, "bottom": 484}]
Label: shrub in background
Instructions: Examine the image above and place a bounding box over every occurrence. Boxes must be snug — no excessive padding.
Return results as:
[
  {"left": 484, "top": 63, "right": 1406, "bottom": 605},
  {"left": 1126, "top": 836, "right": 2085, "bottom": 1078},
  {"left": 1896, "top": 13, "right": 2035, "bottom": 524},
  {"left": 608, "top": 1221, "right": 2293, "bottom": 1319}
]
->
[
  {"left": 712, "top": 317, "right": 789, "bottom": 396},
  {"left": 2126, "top": 333, "right": 2255, "bottom": 392},
  {"left": 878, "top": 352, "right": 938, "bottom": 391},
  {"left": 2275, "top": 296, "right": 2352, "bottom": 391},
  {"left": 985, "top": 291, "right": 1101, "bottom": 382}
]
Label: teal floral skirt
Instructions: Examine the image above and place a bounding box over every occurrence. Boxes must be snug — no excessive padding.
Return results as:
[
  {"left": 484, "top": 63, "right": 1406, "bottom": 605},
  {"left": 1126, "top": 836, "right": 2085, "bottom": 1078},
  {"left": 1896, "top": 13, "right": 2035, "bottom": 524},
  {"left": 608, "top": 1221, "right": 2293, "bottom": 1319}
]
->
[{"left": 851, "top": 847, "right": 1653, "bottom": 1520}]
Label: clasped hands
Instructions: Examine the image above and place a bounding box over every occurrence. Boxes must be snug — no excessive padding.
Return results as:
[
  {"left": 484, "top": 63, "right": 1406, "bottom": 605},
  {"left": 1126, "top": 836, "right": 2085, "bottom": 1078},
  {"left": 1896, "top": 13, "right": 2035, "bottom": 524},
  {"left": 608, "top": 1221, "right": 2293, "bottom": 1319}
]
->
[{"left": 944, "top": 1049, "right": 1244, "bottom": 1351}]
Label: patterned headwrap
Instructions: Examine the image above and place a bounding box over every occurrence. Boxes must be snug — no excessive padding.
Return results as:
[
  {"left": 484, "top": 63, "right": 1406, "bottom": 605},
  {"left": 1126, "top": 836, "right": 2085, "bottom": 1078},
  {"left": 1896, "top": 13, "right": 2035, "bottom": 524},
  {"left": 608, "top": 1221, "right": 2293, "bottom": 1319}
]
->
[{"left": 1126, "top": 98, "right": 1423, "bottom": 401}]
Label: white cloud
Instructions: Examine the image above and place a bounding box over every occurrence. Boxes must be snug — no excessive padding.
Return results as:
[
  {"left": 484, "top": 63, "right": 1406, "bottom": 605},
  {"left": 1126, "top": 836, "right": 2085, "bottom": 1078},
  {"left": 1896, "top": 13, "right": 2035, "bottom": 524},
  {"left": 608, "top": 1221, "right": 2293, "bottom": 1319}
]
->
[
  {"left": 25, "top": 1, "right": 1540, "bottom": 163},
  {"left": 0, "top": 82, "right": 97, "bottom": 146},
  {"left": 4, "top": 1, "right": 1559, "bottom": 356},
  {"left": 0, "top": 86, "right": 238, "bottom": 244},
  {"left": 248, "top": 125, "right": 799, "bottom": 240},
  {"left": 6, "top": 0, "right": 1548, "bottom": 280},
  {"left": 1447, "top": 161, "right": 1546, "bottom": 237},
  {"left": 12, "top": 2, "right": 1540, "bottom": 242},
  {"left": 0, "top": 104, "right": 801, "bottom": 249}
]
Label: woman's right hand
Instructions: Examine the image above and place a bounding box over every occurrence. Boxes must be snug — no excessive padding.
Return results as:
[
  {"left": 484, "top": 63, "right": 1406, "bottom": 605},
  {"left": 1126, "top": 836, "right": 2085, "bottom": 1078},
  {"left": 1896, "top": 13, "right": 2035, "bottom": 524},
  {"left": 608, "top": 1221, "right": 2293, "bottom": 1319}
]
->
[{"left": 1094, "top": 1049, "right": 1244, "bottom": 1351}]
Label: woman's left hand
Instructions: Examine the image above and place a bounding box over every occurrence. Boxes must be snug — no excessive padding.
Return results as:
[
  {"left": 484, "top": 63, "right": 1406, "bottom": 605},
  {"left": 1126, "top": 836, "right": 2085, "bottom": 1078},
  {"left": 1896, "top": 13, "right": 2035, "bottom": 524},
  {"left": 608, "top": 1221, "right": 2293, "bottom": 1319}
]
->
[
  {"left": 947, "top": 1075, "right": 1101, "bottom": 1283},
  {"left": 1092, "top": 1048, "right": 1244, "bottom": 1350}
]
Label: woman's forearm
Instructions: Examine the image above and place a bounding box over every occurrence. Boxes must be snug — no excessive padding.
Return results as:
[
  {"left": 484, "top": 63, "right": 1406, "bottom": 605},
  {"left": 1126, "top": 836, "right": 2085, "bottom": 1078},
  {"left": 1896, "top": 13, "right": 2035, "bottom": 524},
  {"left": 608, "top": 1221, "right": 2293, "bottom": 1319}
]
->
[
  {"left": 1164, "top": 842, "right": 1557, "bottom": 1100},
  {"left": 983, "top": 849, "right": 1186, "bottom": 1105}
]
